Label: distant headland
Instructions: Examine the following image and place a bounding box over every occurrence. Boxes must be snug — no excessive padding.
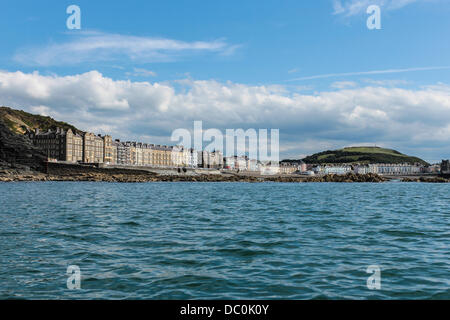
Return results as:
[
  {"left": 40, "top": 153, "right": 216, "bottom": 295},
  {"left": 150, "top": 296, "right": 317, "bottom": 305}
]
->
[{"left": 296, "top": 146, "right": 428, "bottom": 166}]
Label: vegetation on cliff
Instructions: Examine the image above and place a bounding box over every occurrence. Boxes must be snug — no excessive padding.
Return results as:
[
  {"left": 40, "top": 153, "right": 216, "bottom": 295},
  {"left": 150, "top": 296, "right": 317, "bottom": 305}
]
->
[
  {"left": 0, "top": 106, "right": 82, "bottom": 135},
  {"left": 0, "top": 106, "right": 84, "bottom": 172}
]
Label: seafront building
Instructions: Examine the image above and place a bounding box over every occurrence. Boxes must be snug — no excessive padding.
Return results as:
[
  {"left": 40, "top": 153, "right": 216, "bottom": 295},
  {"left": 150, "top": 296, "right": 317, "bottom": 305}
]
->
[
  {"left": 259, "top": 161, "right": 281, "bottom": 175},
  {"left": 280, "top": 162, "right": 301, "bottom": 174},
  {"left": 198, "top": 150, "right": 223, "bottom": 169},
  {"left": 312, "top": 163, "right": 424, "bottom": 176},
  {"left": 247, "top": 158, "right": 258, "bottom": 171},
  {"left": 82, "top": 133, "right": 104, "bottom": 164},
  {"left": 29, "top": 128, "right": 83, "bottom": 163},
  {"left": 28, "top": 128, "right": 434, "bottom": 175},
  {"left": 29, "top": 127, "right": 214, "bottom": 169},
  {"left": 223, "top": 156, "right": 260, "bottom": 171}
]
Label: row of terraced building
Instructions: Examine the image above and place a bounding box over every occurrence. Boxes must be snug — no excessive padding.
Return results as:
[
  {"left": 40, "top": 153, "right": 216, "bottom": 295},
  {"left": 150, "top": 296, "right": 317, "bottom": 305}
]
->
[{"left": 28, "top": 128, "right": 222, "bottom": 168}]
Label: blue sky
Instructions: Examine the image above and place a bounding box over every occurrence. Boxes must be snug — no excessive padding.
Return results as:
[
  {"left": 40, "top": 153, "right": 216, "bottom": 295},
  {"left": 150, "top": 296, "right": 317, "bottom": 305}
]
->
[{"left": 1, "top": 0, "right": 450, "bottom": 162}]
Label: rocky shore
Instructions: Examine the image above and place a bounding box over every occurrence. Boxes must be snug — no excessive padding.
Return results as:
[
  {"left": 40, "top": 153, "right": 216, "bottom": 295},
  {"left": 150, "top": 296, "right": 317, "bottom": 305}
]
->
[
  {"left": 401, "top": 176, "right": 450, "bottom": 183},
  {"left": 0, "top": 170, "right": 394, "bottom": 183}
]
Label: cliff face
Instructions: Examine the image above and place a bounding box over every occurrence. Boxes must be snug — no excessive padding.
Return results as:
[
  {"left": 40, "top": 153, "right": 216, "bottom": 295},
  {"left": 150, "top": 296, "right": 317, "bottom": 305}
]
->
[
  {"left": 0, "top": 118, "right": 46, "bottom": 172},
  {"left": 0, "top": 106, "right": 84, "bottom": 173}
]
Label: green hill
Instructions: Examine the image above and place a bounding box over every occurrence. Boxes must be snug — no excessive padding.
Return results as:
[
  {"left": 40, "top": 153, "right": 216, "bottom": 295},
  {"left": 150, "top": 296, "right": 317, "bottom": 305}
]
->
[
  {"left": 0, "top": 106, "right": 82, "bottom": 135},
  {"left": 301, "top": 146, "right": 428, "bottom": 165}
]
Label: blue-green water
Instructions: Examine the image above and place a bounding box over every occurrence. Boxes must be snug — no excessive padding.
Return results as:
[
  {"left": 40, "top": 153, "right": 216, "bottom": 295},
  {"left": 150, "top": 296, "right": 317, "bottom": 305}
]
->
[{"left": 0, "top": 182, "right": 449, "bottom": 299}]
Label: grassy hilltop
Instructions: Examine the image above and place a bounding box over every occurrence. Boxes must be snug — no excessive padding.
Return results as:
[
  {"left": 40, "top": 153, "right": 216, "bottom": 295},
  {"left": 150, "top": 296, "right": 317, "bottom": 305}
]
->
[
  {"left": 301, "top": 146, "right": 428, "bottom": 165},
  {"left": 0, "top": 106, "right": 82, "bottom": 135}
]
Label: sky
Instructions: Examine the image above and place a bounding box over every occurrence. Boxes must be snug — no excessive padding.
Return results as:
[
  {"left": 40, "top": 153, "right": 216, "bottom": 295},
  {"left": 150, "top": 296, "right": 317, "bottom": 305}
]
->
[{"left": 0, "top": 0, "right": 450, "bottom": 163}]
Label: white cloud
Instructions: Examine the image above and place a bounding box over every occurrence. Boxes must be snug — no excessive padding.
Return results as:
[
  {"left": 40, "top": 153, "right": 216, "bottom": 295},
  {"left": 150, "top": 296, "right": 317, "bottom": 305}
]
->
[
  {"left": 331, "top": 81, "right": 358, "bottom": 89},
  {"left": 30, "top": 105, "right": 51, "bottom": 116},
  {"left": 0, "top": 70, "right": 449, "bottom": 161},
  {"left": 332, "top": 0, "right": 429, "bottom": 16},
  {"left": 362, "top": 79, "right": 410, "bottom": 86},
  {"left": 14, "top": 31, "right": 236, "bottom": 66},
  {"left": 287, "top": 66, "right": 450, "bottom": 81},
  {"left": 126, "top": 68, "right": 157, "bottom": 78}
]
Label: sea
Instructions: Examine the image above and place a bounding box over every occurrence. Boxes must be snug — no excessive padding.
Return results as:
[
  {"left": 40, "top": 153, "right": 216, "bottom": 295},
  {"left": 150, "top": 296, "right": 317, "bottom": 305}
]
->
[{"left": 0, "top": 181, "right": 448, "bottom": 299}]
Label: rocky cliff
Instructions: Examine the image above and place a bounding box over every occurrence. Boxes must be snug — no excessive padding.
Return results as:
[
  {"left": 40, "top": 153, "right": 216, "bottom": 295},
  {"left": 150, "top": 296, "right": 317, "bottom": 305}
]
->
[
  {"left": 0, "top": 106, "right": 83, "bottom": 173},
  {"left": 0, "top": 118, "right": 46, "bottom": 172}
]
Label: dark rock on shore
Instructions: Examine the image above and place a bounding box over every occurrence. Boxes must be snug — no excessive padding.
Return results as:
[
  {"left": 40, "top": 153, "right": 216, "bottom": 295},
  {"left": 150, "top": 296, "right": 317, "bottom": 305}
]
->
[
  {"left": 401, "top": 176, "right": 449, "bottom": 183},
  {"left": 0, "top": 119, "right": 46, "bottom": 172},
  {"left": 0, "top": 168, "right": 389, "bottom": 183}
]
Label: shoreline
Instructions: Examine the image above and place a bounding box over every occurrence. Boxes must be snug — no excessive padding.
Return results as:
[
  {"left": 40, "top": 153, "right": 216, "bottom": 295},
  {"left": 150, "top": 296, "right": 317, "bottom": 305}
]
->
[
  {"left": 1, "top": 171, "right": 449, "bottom": 183},
  {"left": 1, "top": 162, "right": 448, "bottom": 183}
]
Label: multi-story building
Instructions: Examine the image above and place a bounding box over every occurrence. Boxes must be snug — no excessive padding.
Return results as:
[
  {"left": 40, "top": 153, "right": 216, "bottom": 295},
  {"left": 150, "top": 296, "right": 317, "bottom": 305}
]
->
[
  {"left": 375, "top": 163, "right": 422, "bottom": 175},
  {"left": 199, "top": 150, "right": 223, "bottom": 169},
  {"left": 150, "top": 145, "right": 173, "bottom": 167},
  {"left": 169, "top": 146, "right": 183, "bottom": 167},
  {"left": 325, "top": 165, "right": 352, "bottom": 175},
  {"left": 223, "top": 156, "right": 258, "bottom": 171},
  {"left": 82, "top": 133, "right": 104, "bottom": 163},
  {"left": 312, "top": 163, "right": 423, "bottom": 175},
  {"left": 259, "top": 161, "right": 280, "bottom": 175},
  {"left": 141, "top": 143, "right": 152, "bottom": 166},
  {"left": 188, "top": 149, "right": 198, "bottom": 168},
  {"left": 247, "top": 158, "right": 258, "bottom": 171},
  {"left": 125, "top": 142, "right": 136, "bottom": 165},
  {"left": 354, "top": 165, "right": 368, "bottom": 174},
  {"left": 425, "top": 164, "right": 441, "bottom": 174},
  {"left": 312, "top": 165, "right": 352, "bottom": 175},
  {"left": 111, "top": 140, "right": 118, "bottom": 165},
  {"left": 29, "top": 128, "right": 83, "bottom": 163},
  {"left": 280, "top": 162, "right": 300, "bottom": 174},
  {"left": 179, "top": 147, "right": 190, "bottom": 167},
  {"left": 136, "top": 142, "right": 144, "bottom": 165},
  {"left": 66, "top": 129, "right": 83, "bottom": 163},
  {"left": 234, "top": 156, "right": 247, "bottom": 171},
  {"left": 223, "top": 156, "right": 235, "bottom": 170},
  {"left": 115, "top": 140, "right": 130, "bottom": 164},
  {"left": 102, "top": 135, "right": 114, "bottom": 164}
]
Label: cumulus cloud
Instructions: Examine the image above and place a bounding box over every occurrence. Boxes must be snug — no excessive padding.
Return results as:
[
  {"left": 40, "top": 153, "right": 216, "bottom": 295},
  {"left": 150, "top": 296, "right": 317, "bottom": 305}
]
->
[
  {"left": 0, "top": 70, "right": 449, "bottom": 162},
  {"left": 13, "top": 31, "right": 236, "bottom": 66}
]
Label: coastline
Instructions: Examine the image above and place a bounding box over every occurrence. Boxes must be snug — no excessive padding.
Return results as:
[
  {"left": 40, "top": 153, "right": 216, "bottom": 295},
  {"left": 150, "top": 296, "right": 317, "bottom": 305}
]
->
[
  {"left": 1, "top": 170, "right": 449, "bottom": 183},
  {"left": 1, "top": 162, "right": 448, "bottom": 183}
]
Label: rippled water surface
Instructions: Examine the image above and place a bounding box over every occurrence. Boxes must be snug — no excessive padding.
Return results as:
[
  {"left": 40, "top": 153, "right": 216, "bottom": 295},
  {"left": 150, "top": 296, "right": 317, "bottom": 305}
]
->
[{"left": 0, "top": 182, "right": 449, "bottom": 299}]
